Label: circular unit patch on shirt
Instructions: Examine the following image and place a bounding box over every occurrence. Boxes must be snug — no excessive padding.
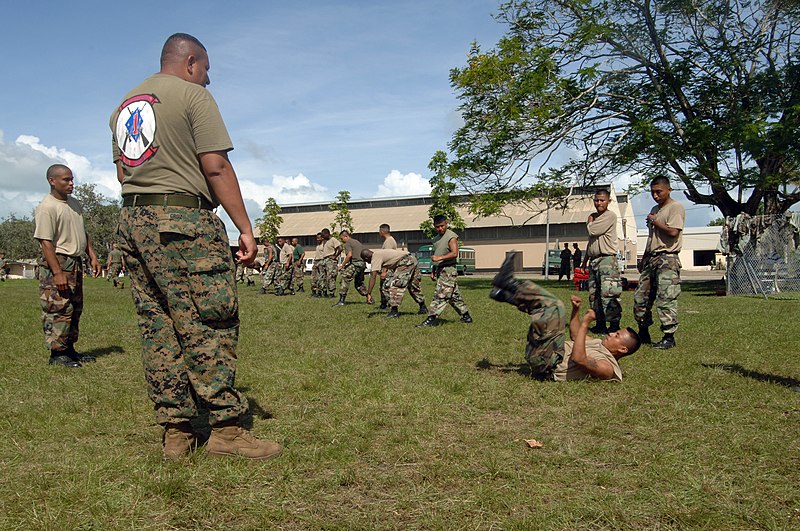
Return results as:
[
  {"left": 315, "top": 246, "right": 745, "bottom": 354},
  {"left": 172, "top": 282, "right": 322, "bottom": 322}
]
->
[{"left": 115, "top": 94, "right": 160, "bottom": 167}]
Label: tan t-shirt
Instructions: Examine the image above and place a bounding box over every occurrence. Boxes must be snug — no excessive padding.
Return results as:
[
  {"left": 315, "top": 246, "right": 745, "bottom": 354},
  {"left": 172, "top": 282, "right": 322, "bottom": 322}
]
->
[
  {"left": 33, "top": 194, "right": 88, "bottom": 257},
  {"left": 586, "top": 210, "right": 618, "bottom": 257},
  {"left": 382, "top": 236, "right": 397, "bottom": 250},
  {"left": 314, "top": 243, "right": 324, "bottom": 260},
  {"left": 554, "top": 339, "right": 623, "bottom": 382},
  {"left": 345, "top": 238, "right": 365, "bottom": 264},
  {"left": 280, "top": 243, "right": 294, "bottom": 264},
  {"left": 323, "top": 237, "right": 341, "bottom": 258},
  {"left": 646, "top": 200, "right": 685, "bottom": 253},
  {"left": 432, "top": 229, "right": 458, "bottom": 266},
  {"left": 370, "top": 249, "right": 410, "bottom": 270},
  {"left": 110, "top": 74, "right": 233, "bottom": 205}
]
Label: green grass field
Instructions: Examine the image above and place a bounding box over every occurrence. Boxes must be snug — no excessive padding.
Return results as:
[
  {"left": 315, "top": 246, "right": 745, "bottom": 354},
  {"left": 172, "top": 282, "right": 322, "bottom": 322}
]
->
[{"left": 1, "top": 276, "right": 798, "bottom": 529}]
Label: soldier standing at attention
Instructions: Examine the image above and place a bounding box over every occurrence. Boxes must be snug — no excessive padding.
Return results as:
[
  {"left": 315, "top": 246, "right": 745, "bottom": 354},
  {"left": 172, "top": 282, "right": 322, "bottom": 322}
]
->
[
  {"left": 111, "top": 33, "right": 281, "bottom": 460},
  {"left": 34, "top": 164, "right": 101, "bottom": 367},
  {"left": 291, "top": 237, "right": 305, "bottom": 293},
  {"left": 378, "top": 223, "right": 397, "bottom": 311},
  {"left": 571, "top": 243, "right": 582, "bottom": 273},
  {"left": 634, "top": 176, "right": 685, "bottom": 350},
  {"left": 106, "top": 243, "right": 126, "bottom": 289},
  {"left": 320, "top": 228, "right": 342, "bottom": 298},
  {"left": 334, "top": 230, "right": 369, "bottom": 306},
  {"left": 417, "top": 214, "right": 472, "bottom": 327},
  {"left": 362, "top": 248, "right": 427, "bottom": 318},
  {"left": 310, "top": 233, "right": 324, "bottom": 297},
  {"left": 259, "top": 240, "right": 275, "bottom": 294},
  {"left": 585, "top": 190, "right": 623, "bottom": 334}
]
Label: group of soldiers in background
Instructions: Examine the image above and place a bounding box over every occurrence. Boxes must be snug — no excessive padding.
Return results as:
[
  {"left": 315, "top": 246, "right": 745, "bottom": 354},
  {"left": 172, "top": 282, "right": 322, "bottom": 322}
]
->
[{"left": 238, "top": 218, "right": 473, "bottom": 328}]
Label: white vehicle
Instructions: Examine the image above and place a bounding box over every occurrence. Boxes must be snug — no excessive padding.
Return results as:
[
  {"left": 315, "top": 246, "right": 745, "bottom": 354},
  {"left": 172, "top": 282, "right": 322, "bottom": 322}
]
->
[{"left": 304, "top": 257, "right": 314, "bottom": 273}]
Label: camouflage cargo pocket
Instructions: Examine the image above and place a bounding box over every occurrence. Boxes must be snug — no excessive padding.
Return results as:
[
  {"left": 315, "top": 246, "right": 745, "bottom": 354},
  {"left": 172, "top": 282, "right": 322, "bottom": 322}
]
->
[{"left": 158, "top": 210, "right": 238, "bottom": 324}]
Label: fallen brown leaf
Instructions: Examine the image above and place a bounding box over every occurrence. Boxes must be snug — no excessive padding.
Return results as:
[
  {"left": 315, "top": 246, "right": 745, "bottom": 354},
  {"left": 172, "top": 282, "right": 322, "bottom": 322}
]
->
[{"left": 524, "top": 439, "right": 544, "bottom": 448}]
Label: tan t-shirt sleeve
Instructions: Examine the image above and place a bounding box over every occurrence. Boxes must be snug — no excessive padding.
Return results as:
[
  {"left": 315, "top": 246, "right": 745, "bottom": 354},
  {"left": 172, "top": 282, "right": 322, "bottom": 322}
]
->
[{"left": 188, "top": 88, "right": 234, "bottom": 155}]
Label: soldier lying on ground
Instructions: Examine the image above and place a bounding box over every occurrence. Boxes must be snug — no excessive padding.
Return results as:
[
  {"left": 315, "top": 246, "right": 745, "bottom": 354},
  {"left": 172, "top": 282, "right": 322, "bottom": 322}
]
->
[{"left": 490, "top": 252, "right": 640, "bottom": 382}]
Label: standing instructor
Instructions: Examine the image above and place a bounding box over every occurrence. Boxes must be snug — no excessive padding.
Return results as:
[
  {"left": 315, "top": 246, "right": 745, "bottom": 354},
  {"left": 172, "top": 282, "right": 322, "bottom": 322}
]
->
[{"left": 110, "top": 33, "right": 281, "bottom": 460}]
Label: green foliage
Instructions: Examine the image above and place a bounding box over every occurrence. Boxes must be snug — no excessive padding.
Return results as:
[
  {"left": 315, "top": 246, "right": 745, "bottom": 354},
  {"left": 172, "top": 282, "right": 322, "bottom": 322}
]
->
[
  {"left": 0, "top": 213, "right": 39, "bottom": 259},
  {"left": 255, "top": 197, "right": 283, "bottom": 243},
  {"left": 73, "top": 184, "right": 121, "bottom": 257},
  {"left": 708, "top": 217, "right": 725, "bottom": 226},
  {"left": 445, "top": 0, "right": 800, "bottom": 216},
  {"left": 1, "top": 277, "right": 798, "bottom": 527},
  {"left": 420, "top": 151, "right": 467, "bottom": 238},
  {"left": 329, "top": 190, "right": 354, "bottom": 234}
]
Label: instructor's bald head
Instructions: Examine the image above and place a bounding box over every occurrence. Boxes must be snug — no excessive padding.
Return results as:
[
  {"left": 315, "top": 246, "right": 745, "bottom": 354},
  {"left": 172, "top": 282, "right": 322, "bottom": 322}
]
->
[{"left": 159, "top": 33, "right": 211, "bottom": 87}]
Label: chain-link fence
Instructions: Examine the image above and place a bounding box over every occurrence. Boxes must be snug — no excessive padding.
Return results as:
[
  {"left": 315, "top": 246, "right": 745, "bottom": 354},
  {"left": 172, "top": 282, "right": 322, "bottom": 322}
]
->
[{"left": 723, "top": 214, "right": 800, "bottom": 299}]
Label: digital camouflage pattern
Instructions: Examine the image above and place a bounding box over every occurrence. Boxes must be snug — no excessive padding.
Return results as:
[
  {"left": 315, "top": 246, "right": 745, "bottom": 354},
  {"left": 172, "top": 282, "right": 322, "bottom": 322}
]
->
[
  {"left": 634, "top": 253, "right": 681, "bottom": 333},
  {"left": 117, "top": 205, "right": 247, "bottom": 426},
  {"left": 428, "top": 266, "right": 469, "bottom": 317},
  {"left": 339, "top": 260, "right": 367, "bottom": 297},
  {"left": 515, "top": 280, "right": 566, "bottom": 377},
  {"left": 588, "top": 255, "right": 622, "bottom": 326},
  {"left": 320, "top": 256, "right": 338, "bottom": 294},
  {"left": 311, "top": 259, "right": 322, "bottom": 292},
  {"left": 292, "top": 260, "right": 304, "bottom": 291},
  {"left": 385, "top": 254, "right": 425, "bottom": 307},
  {"left": 261, "top": 260, "right": 280, "bottom": 292},
  {"left": 38, "top": 255, "right": 83, "bottom": 352}
]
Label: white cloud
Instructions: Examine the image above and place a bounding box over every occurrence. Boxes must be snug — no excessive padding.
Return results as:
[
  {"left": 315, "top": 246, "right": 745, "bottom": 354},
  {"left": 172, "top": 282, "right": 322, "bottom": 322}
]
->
[
  {"left": 238, "top": 173, "right": 329, "bottom": 207},
  {"left": 0, "top": 131, "right": 119, "bottom": 220},
  {"left": 374, "top": 170, "right": 431, "bottom": 197}
]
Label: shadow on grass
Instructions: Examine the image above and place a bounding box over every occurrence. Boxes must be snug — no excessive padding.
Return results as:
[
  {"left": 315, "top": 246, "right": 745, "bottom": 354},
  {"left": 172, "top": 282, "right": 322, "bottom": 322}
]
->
[
  {"left": 79, "top": 345, "right": 125, "bottom": 358},
  {"left": 476, "top": 357, "right": 554, "bottom": 382},
  {"left": 703, "top": 363, "right": 800, "bottom": 391},
  {"left": 188, "top": 395, "right": 275, "bottom": 443},
  {"left": 682, "top": 279, "right": 727, "bottom": 296}
]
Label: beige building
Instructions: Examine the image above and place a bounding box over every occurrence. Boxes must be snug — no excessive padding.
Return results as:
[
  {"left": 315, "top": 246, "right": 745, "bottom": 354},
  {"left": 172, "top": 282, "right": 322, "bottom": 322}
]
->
[
  {"left": 264, "top": 184, "right": 638, "bottom": 272},
  {"left": 637, "top": 226, "right": 723, "bottom": 271}
]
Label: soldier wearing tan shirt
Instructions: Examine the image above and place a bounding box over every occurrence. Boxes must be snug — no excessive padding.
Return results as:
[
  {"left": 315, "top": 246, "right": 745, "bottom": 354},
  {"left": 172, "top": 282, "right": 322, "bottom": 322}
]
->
[
  {"left": 319, "top": 228, "right": 342, "bottom": 297},
  {"left": 634, "top": 176, "right": 686, "bottom": 350},
  {"left": 585, "top": 189, "right": 623, "bottom": 334},
  {"left": 362, "top": 248, "right": 427, "bottom": 317},
  {"left": 311, "top": 233, "right": 325, "bottom": 297},
  {"left": 378, "top": 223, "right": 397, "bottom": 310}
]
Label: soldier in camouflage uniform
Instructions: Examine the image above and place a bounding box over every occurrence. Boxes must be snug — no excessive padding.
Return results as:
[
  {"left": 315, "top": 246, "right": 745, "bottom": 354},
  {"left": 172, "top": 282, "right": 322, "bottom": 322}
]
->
[
  {"left": 234, "top": 262, "right": 245, "bottom": 284},
  {"left": 377, "top": 223, "right": 397, "bottom": 310},
  {"left": 276, "top": 236, "right": 294, "bottom": 296},
  {"left": 310, "top": 233, "right": 324, "bottom": 297},
  {"left": 334, "top": 230, "right": 368, "bottom": 306},
  {"left": 491, "top": 252, "right": 640, "bottom": 381},
  {"left": 0, "top": 252, "right": 8, "bottom": 282},
  {"left": 418, "top": 215, "right": 472, "bottom": 327},
  {"left": 585, "top": 190, "right": 622, "bottom": 333},
  {"left": 106, "top": 243, "right": 126, "bottom": 289},
  {"left": 634, "top": 176, "right": 685, "bottom": 350},
  {"left": 111, "top": 33, "right": 281, "bottom": 460},
  {"left": 362, "top": 248, "right": 426, "bottom": 318},
  {"left": 319, "top": 228, "right": 341, "bottom": 297},
  {"left": 260, "top": 240, "right": 280, "bottom": 294},
  {"left": 34, "top": 164, "right": 101, "bottom": 368},
  {"left": 291, "top": 237, "right": 305, "bottom": 292}
]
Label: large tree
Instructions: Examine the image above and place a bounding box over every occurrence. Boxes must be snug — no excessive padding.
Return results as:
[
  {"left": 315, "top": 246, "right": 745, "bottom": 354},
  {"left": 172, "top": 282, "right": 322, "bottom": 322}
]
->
[
  {"left": 73, "top": 184, "right": 121, "bottom": 257},
  {"left": 0, "top": 214, "right": 39, "bottom": 260},
  {"left": 446, "top": 0, "right": 800, "bottom": 216}
]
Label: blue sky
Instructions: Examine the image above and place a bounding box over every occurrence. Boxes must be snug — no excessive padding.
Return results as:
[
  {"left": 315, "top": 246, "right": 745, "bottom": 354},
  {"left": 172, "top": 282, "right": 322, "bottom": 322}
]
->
[{"left": 0, "top": 0, "right": 718, "bottom": 231}]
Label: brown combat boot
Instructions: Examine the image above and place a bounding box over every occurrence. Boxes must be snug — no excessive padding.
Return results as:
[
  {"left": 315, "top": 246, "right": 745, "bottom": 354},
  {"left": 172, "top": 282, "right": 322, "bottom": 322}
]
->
[
  {"left": 206, "top": 425, "right": 282, "bottom": 460},
  {"left": 163, "top": 423, "right": 197, "bottom": 460}
]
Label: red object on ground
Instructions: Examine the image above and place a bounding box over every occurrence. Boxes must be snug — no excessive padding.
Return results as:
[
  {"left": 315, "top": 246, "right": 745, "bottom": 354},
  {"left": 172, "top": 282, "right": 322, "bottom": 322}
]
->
[{"left": 573, "top": 268, "right": 589, "bottom": 291}]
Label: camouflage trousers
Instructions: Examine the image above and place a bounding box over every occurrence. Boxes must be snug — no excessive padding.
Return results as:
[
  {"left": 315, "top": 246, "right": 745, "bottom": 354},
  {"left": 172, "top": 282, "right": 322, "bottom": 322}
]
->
[
  {"left": 515, "top": 280, "right": 566, "bottom": 377},
  {"left": 428, "top": 266, "right": 469, "bottom": 317},
  {"left": 107, "top": 263, "right": 124, "bottom": 286},
  {"left": 292, "top": 261, "right": 304, "bottom": 291},
  {"left": 277, "top": 264, "right": 293, "bottom": 291},
  {"left": 38, "top": 254, "right": 83, "bottom": 352},
  {"left": 379, "top": 274, "right": 389, "bottom": 306},
  {"left": 320, "top": 256, "right": 338, "bottom": 293},
  {"left": 339, "top": 260, "right": 368, "bottom": 297},
  {"left": 634, "top": 253, "right": 681, "bottom": 333},
  {"left": 261, "top": 261, "right": 279, "bottom": 291},
  {"left": 588, "top": 255, "right": 622, "bottom": 326},
  {"left": 386, "top": 255, "right": 425, "bottom": 308},
  {"left": 117, "top": 205, "right": 247, "bottom": 427},
  {"left": 311, "top": 260, "right": 322, "bottom": 291},
  {"left": 244, "top": 267, "right": 255, "bottom": 285}
]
